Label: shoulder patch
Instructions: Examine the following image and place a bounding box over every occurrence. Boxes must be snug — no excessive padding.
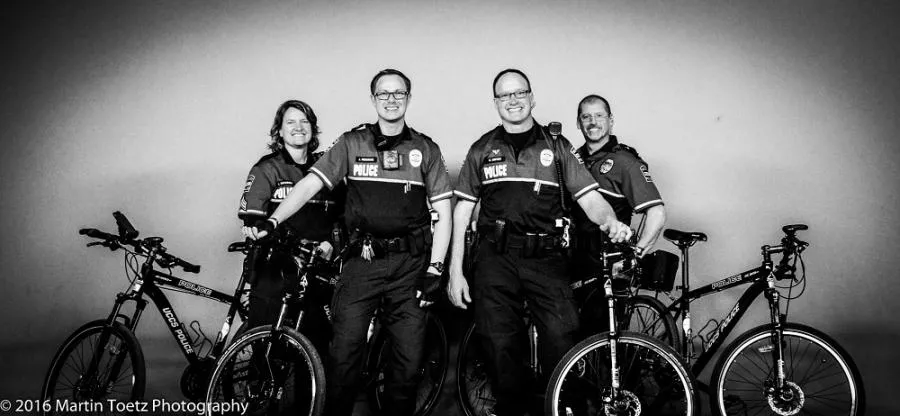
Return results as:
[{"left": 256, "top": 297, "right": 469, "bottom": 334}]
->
[
  {"left": 639, "top": 165, "right": 653, "bottom": 183},
  {"left": 243, "top": 174, "right": 255, "bottom": 193},
  {"left": 569, "top": 145, "right": 585, "bottom": 165}
]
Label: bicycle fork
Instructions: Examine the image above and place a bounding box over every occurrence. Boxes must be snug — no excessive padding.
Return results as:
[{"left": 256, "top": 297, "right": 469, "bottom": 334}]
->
[{"left": 764, "top": 278, "right": 788, "bottom": 394}]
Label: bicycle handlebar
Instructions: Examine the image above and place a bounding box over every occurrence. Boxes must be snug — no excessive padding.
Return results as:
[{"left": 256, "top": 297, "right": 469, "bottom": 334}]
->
[{"left": 79, "top": 213, "right": 201, "bottom": 274}]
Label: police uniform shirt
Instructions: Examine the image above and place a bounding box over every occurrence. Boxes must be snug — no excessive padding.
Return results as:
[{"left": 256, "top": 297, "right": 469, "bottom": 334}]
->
[
  {"left": 239, "top": 149, "right": 340, "bottom": 241},
  {"left": 575, "top": 135, "right": 663, "bottom": 228},
  {"left": 455, "top": 124, "right": 600, "bottom": 235},
  {"left": 310, "top": 123, "right": 453, "bottom": 238}
]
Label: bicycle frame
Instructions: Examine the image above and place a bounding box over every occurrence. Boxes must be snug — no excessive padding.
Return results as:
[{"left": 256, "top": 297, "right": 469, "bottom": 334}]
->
[
  {"left": 103, "top": 256, "right": 248, "bottom": 365},
  {"left": 666, "top": 254, "right": 786, "bottom": 378}
]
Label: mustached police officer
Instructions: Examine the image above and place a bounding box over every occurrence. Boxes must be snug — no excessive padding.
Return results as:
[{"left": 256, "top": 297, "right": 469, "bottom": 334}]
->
[
  {"left": 251, "top": 69, "right": 453, "bottom": 416},
  {"left": 571, "top": 94, "right": 667, "bottom": 335},
  {"left": 448, "top": 69, "right": 632, "bottom": 416}
]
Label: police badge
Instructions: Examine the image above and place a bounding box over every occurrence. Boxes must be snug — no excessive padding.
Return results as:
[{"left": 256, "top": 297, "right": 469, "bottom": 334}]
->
[{"left": 599, "top": 159, "right": 614, "bottom": 174}]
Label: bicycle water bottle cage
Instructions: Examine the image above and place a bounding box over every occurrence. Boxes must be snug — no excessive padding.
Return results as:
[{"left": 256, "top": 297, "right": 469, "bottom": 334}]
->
[{"left": 663, "top": 229, "right": 707, "bottom": 248}]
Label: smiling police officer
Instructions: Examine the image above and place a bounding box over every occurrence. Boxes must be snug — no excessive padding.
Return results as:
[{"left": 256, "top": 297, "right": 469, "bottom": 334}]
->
[
  {"left": 447, "top": 69, "right": 632, "bottom": 416},
  {"left": 251, "top": 69, "right": 453, "bottom": 416},
  {"left": 238, "top": 100, "right": 342, "bottom": 346},
  {"left": 572, "top": 94, "right": 667, "bottom": 335}
]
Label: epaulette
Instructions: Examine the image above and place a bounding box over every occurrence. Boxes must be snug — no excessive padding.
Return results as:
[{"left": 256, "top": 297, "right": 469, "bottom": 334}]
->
[
  {"left": 410, "top": 127, "right": 434, "bottom": 143},
  {"left": 351, "top": 123, "right": 370, "bottom": 132},
  {"left": 310, "top": 151, "right": 325, "bottom": 163},
  {"left": 613, "top": 142, "right": 642, "bottom": 160}
]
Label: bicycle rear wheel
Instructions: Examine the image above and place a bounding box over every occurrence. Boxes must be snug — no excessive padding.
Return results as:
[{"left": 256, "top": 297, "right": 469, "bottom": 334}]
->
[
  {"left": 369, "top": 313, "right": 448, "bottom": 416},
  {"left": 41, "top": 320, "right": 145, "bottom": 415},
  {"left": 206, "top": 325, "right": 325, "bottom": 416},
  {"left": 545, "top": 331, "right": 698, "bottom": 416},
  {"left": 623, "top": 295, "right": 679, "bottom": 348},
  {"left": 711, "top": 322, "right": 865, "bottom": 416}
]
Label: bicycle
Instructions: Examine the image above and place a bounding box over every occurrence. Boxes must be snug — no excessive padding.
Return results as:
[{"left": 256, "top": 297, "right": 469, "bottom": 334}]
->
[
  {"left": 456, "top": 247, "right": 681, "bottom": 416},
  {"left": 545, "top": 242, "right": 699, "bottom": 416},
  {"left": 205, "top": 235, "right": 332, "bottom": 416},
  {"left": 206, "top": 234, "right": 449, "bottom": 416},
  {"left": 657, "top": 224, "right": 865, "bottom": 415},
  {"left": 41, "top": 211, "right": 253, "bottom": 412}
]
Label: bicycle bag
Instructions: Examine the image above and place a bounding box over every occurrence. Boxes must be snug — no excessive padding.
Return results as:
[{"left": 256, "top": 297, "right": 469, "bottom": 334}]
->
[{"left": 638, "top": 250, "right": 679, "bottom": 291}]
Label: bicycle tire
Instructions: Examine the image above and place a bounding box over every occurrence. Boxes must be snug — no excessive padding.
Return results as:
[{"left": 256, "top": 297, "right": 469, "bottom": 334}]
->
[
  {"left": 624, "top": 295, "right": 679, "bottom": 348},
  {"left": 206, "top": 325, "right": 326, "bottom": 416},
  {"left": 369, "top": 313, "right": 449, "bottom": 416},
  {"left": 41, "top": 320, "right": 145, "bottom": 415},
  {"left": 456, "top": 322, "right": 497, "bottom": 416},
  {"left": 711, "top": 322, "right": 865, "bottom": 416},
  {"left": 545, "top": 331, "right": 699, "bottom": 416}
]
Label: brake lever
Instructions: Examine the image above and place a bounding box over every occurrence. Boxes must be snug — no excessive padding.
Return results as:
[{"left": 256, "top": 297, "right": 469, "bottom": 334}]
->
[{"left": 87, "top": 241, "right": 102, "bottom": 248}]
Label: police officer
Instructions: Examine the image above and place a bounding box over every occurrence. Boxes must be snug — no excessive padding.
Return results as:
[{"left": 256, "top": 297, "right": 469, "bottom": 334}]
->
[
  {"left": 571, "top": 95, "right": 667, "bottom": 334},
  {"left": 238, "top": 99, "right": 343, "bottom": 349},
  {"left": 447, "top": 69, "right": 632, "bottom": 416},
  {"left": 252, "top": 69, "right": 453, "bottom": 416}
]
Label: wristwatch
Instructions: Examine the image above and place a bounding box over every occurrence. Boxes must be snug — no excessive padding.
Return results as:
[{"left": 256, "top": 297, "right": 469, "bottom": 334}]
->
[{"left": 429, "top": 261, "right": 445, "bottom": 275}]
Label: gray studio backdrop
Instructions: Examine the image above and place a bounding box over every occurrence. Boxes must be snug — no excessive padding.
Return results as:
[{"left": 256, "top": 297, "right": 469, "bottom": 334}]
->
[{"left": 1, "top": 0, "right": 898, "bottom": 413}]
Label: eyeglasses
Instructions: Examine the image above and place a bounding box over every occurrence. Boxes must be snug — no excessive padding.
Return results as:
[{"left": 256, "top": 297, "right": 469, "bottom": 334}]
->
[
  {"left": 579, "top": 113, "right": 610, "bottom": 122},
  {"left": 374, "top": 90, "right": 409, "bottom": 101},
  {"left": 495, "top": 89, "right": 531, "bottom": 102}
]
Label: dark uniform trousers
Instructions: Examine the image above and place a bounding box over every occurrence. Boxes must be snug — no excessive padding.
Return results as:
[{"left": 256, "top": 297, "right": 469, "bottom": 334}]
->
[
  {"left": 471, "top": 240, "right": 580, "bottom": 416},
  {"left": 326, "top": 252, "right": 428, "bottom": 416}
]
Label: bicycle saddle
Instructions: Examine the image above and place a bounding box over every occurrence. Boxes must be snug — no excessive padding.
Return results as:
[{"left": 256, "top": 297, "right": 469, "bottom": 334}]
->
[{"left": 663, "top": 229, "right": 708, "bottom": 247}]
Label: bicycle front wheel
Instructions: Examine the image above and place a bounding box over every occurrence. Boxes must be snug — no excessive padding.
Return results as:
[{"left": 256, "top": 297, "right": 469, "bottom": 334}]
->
[
  {"left": 711, "top": 322, "right": 865, "bottom": 416},
  {"left": 623, "top": 295, "right": 679, "bottom": 348},
  {"left": 369, "top": 313, "right": 448, "bottom": 416},
  {"left": 545, "top": 331, "right": 698, "bottom": 416},
  {"left": 41, "top": 320, "right": 145, "bottom": 415},
  {"left": 206, "top": 325, "right": 325, "bottom": 416}
]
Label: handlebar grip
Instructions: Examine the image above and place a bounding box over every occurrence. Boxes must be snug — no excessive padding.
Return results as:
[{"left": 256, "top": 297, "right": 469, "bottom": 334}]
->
[
  {"left": 228, "top": 241, "right": 248, "bottom": 252},
  {"left": 180, "top": 261, "right": 201, "bottom": 274},
  {"left": 80, "top": 228, "right": 117, "bottom": 240},
  {"left": 113, "top": 211, "right": 140, "bottom": 240}
]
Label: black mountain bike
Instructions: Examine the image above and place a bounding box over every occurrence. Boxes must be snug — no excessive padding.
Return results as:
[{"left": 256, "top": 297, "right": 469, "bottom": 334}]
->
[
  {"left": 658, "top": 224, "right": 864, "bottom": 415},
  {"left": 41, "top": 211, "right": 252, "bottom": 413},
  {"left": 545, "top": 242, "right": 699, "bottom": 416},
  {"left": 205, "top": 236, "right": 332, "bottom": 416},
  {"left": 206, "top": 234, "right": 449, "bottom": 416},
  {"left": 456, "top": 248, "right": 680, "bottom": 416}
]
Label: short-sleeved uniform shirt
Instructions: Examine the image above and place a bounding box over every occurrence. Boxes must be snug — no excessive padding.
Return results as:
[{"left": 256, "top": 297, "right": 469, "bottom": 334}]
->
[
  {"left": 310, "top": 123, "right": 453, "bottom": 238},
  {"left": 573, "top": 135, "right": 663, "bottom": 231},
  {"left": 455, "top": 124, "right": 600, "bottom": 235},
  {"left": 239, "top": 149, "right": 342, "bottom": 241}
]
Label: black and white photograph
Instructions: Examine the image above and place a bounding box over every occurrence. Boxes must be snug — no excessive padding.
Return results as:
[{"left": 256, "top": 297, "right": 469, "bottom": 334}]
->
[{"left": 1, "top": 1, "right": 897, "bottom": 415}]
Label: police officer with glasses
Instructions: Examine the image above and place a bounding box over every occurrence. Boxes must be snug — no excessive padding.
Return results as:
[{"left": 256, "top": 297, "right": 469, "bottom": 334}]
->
[
  {"left": 448, "top": 69, "right": 632, "bottom": 416},
  {"left": 250, "top": 69, "right": 453, "bottom": 416}
]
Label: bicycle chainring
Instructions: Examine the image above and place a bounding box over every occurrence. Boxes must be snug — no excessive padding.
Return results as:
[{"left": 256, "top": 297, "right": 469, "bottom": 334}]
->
[{"left": 179, "top": 358, "right": 215, "bottom": 401}]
